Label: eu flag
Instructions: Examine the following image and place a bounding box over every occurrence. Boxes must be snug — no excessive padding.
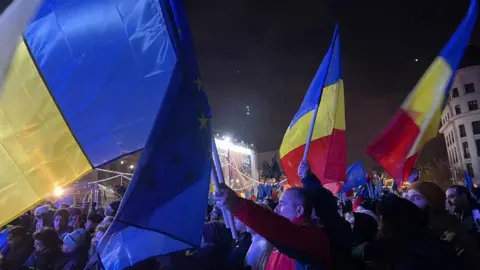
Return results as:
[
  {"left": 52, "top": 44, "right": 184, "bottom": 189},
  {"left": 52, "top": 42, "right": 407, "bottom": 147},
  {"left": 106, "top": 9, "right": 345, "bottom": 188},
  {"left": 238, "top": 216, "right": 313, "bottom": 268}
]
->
[{"left": 97, "top": 0, "right": 212, "bottom": 268}]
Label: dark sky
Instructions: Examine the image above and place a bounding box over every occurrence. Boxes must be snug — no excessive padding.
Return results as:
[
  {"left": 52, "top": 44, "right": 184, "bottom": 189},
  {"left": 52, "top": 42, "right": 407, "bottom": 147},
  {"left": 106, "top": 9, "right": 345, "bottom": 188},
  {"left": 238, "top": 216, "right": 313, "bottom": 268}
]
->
[{"left": 185, "top": 0, "right": 480, "bottom": 167}]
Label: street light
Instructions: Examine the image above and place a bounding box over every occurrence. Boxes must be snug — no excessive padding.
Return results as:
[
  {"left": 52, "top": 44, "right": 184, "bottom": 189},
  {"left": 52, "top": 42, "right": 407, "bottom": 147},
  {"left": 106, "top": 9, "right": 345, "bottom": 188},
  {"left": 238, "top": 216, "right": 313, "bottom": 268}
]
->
[
  {"left": 129, "top": 165, "right": 135, "bottom": 170},
  {"left": 53, "top": 186, "right": 64, "bottom": 197}
]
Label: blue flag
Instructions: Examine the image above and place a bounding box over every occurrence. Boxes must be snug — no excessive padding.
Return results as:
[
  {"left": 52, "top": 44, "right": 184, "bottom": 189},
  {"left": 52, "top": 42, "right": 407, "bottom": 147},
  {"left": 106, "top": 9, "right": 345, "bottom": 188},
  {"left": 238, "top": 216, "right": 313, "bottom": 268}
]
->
[
  {"left": 465, "top": 170, "right": 474, "bottom": 190},
  {"left": 97, "top": 0, "right": 212, "bottom": 268},
  {"left": 343, "top": 162, "right": 367, "bottom": 192}
]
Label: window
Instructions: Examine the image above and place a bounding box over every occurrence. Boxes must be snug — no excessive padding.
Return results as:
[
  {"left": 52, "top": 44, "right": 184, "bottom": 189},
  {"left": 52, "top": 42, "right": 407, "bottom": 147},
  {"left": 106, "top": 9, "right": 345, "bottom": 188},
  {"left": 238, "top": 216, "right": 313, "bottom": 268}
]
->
[
  {"left": 463, "top": 141, "right": 471, "bottom": 159},
  {"left": 454, "top": 148, "right": 458, "bottom": 163},
  {"left": 469, "top": 100, "right": 479, "bottom": 111},
  {"left": 452, "top": 88, "right": 459, "bottom": 97},
  {"left": 451, "top": 133, "right": 455, "bottom": 145},
  {"left": 455, "top": 105, "right": 462, "bottom": 115},
  {"left": 467, "top": 163, "right": 475, "bottom": 178},
  {"left": 473, "top": 121, "right": 480, "bottom": 135},
  {"left": 459, "top": 124, "right": 467, "bottom": 137},
  {"left": 465, "top": 83, "right": 475, "bottom": 94},
  {"left": 476, "top": 139, "right": 480, "bottom": 156}
]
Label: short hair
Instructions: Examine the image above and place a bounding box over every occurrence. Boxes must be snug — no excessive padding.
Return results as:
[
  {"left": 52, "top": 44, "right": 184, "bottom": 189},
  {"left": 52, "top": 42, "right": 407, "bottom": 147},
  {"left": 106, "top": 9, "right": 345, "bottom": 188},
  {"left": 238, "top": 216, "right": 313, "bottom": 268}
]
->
[
  {"left": 448, "top": 185, "right": 475, "bottom": 204},
  {"left": 54, "top": 208, "right": 70, "bottom": 220},
  {"left": 286, "top": 187, "right": 313, "bottom": 217},
  {"left": 33, "top": 227, "right": 62, "bottom": 250}
]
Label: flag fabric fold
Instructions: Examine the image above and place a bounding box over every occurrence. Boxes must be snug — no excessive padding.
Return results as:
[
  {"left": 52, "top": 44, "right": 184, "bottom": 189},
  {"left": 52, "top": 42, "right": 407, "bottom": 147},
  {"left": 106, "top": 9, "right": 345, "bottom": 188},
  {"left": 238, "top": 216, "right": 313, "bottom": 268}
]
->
[
  {"left": 465, "top": 170, "right": 474, "bottom": 190},
  {"left": 279, "top": 26, "right": 346, "bottom": 194},
  {"left": 97, "top": 0, "right": 212, "bottom": 268},
  {"left": 366, "top": 0, "right": 478, "bottom": 187}
]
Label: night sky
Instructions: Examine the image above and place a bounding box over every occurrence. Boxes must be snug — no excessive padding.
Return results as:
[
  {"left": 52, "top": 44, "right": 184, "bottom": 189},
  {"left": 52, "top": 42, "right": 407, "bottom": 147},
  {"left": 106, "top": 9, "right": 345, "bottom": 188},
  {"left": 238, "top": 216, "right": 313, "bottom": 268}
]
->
[{"left": 186, "top": 0, "right": 480, "bottom": 167}]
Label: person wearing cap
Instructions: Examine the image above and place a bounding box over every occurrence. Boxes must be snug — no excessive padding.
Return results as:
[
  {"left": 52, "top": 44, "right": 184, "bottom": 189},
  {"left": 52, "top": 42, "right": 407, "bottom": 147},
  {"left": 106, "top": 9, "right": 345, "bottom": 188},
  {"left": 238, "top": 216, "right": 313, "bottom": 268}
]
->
[
  {"left": 60, "top": 229, "right": 88, "bottom": 269},
  {"left": 405, "top": 181, "right": 480, "bottom": 269},
  {"left": 34, "top": 205, "right": 53, "bottom": 232},
  {"left": 23, "top": 227, "right": 63, "bottom": 269}
]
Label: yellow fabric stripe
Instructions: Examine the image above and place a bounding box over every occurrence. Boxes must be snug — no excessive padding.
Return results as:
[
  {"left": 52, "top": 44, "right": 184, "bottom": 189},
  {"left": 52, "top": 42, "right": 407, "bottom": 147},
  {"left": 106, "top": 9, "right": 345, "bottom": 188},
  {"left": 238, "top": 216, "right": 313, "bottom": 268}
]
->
[
  {"left": 401, "top": 58, "right": 452, "bottom": 158},
  {"left": 280, "top": 80, "right": 345, "bottom": 158},
  {"left": 0, "top": 41, "right": 92, "bottom": 225}
]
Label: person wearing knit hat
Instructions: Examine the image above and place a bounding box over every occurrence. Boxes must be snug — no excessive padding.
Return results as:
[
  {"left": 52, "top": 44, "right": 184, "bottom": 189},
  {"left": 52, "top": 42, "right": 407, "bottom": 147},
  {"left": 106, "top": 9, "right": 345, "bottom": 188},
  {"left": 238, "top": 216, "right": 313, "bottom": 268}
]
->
[
  {"left": 34, "top": 205, "right": 50, "bottom": 217},
  {"left": 34, "top": 205, "right": 53, "bottom": 231},
  {"left": 62, "top": 229, "right": 86, "bottom": 253},
  {"left": 85, "top": 213, "right": 104, "bottom": 233},
  {"left": 406, "top": 181, "right": 480, "bottom": 269}
]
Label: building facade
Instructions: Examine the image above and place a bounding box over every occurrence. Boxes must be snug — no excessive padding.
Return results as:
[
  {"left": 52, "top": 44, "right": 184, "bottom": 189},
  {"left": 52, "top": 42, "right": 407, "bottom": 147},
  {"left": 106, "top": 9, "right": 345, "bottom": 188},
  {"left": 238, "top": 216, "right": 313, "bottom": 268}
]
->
[{"left": 439, "top": 46, "right": 480, "bottom": 183}]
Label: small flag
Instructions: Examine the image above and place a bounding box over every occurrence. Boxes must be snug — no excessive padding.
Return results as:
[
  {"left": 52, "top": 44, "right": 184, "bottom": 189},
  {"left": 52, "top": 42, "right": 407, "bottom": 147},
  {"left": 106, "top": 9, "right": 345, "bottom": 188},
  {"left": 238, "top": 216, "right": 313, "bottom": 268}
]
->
[
  {"left": 343, "top": 162, "right": 367, "bottom": 192},
  {"left": 465, "top": 170, "right": 474, "bottom": 190}
]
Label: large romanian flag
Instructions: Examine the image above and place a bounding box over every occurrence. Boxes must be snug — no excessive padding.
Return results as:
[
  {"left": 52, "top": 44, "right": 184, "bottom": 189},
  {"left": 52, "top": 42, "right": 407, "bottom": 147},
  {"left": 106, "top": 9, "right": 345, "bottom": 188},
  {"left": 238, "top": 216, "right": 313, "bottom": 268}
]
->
[
  {"left": 280, "top": 26, "right": 346, "bottom": 193},
  {"left": 366, "top": 0, "right": 477, "bottom": 187},
  {"left": 0, "top": 0, "right": 179, "bottom": 226}
]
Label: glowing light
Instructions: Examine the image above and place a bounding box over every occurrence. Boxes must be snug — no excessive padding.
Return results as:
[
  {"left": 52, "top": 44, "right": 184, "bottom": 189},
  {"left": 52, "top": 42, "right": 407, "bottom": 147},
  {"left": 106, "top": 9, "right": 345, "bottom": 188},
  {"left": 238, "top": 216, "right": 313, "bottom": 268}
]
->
[
  {"left": 129, "top": 165, "right": 135, "bottom": 170},
  {"left": 224, "top": 136, "right": 231, "bottom": 143},
  {"left": 215, "top": 138, "right": 253, "bottom": 155},
  {"left": 251, "top": 143, "right": 254, "bottom": 147},
  {"left": 120, "top": 160, "right": 124, "bottom": 165},
  {"left": 414, "top": 58, "right": 419, "bottom": 62},
  {"left": 53, "top": 186, "right": 64, "bottom": 197}
]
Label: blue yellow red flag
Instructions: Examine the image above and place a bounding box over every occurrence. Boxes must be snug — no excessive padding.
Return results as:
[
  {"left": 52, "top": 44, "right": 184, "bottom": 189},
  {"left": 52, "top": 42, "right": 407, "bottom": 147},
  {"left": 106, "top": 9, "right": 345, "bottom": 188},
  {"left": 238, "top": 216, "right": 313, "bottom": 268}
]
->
[
  {"left": 366, "top": 0, "right": 477, "bottom": 187},
  {"left": 0, "top": 0, "right": 182, "bottom": 226},
  {"left": 279, "top": 26, "right": 346, "bottom": 193},
  {"left": 97, "top": 0, "right": 212, "bottom": 268}
]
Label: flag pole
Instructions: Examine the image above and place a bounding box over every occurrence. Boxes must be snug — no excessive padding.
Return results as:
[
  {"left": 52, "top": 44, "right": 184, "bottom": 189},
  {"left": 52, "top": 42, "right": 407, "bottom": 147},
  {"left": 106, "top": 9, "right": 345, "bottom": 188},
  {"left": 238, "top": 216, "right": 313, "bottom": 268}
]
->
[
  {"left": 302, "top": 25, "right": 340, "bottom": 162},
  {"left": 212, "top": 138, "right": 238, "bottom": 239}
]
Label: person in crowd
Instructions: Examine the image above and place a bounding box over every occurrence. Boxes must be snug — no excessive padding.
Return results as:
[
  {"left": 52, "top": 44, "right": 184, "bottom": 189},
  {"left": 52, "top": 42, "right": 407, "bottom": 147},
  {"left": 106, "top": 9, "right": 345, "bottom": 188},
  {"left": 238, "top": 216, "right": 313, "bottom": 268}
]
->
[
  {"left": 446, "top": 185, "right": 480, "bottom": 234},
  {"left": 209, "top": 206, "right": 223, "bottom": 222},
  {"left": 67, "top": 208, "right": 83, "bottom": 231},
  {"left": 215, "top": 183, "right": 333, "bottom": 270},
  {"left": 24, "top": 227, "right": 64, "bottom": 269},
  {"left": 298, "top": 161, "right": 353, "bottom": 270},
  {"left": 226, "top": 217, "right": 251, "bottom": 270},
  {"left": 53, "top": 209, "right": 72, "bottom": 240},
  {"left": 84, "top": 213, "right": 104, "bottom": 235},
  {"left": 245, "top": 203, "right": 274, "bottom": 270},
  {"left": 99, "top": 217, "right": 113, "bottom": 228},
  {"left": 1, "top": 226, "right": 33, "bottom": 270},
  {"left": 363, "top": 196, "right": 460, "bottom": 270},
  {"left": 84, "top": 223, "right": 111, "bottom": 270},
  {"left": 60, "top": 229, "right": 88, "bottom": 270},
  {"left": 349, "top": 212, "right": 378, "bottom": 270},
  {"left": 104, "top": 201, "right": 120, "bottom": 218},
  {"left": 34, "top": 205, "right": 53, "bottom": 232},
  {"left": 405, "top": 181, "right": 480, "bottom": 269}
]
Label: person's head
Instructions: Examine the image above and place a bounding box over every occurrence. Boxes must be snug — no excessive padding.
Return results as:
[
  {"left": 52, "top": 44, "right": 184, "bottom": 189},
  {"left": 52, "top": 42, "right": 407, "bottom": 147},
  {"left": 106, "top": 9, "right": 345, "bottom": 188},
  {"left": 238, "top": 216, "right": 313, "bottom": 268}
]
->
[
  {"left": 59, "top": 203, "right": 70, "bottom": 209},
  {"left": 62, "top": 229, "right": 86, "bottom": 253},
  {"left": 85, "top": 213, "right": 104, "bottom": 233},
  {"left": 406, "top": 181, "right": 445, "bottom": 213},
  {"left": 92, "top": 224, "right": 109, "bottom": 248},
  {"left": 209, "top": 206, "right": 223, "bottom": 222},
  {"left": 53, "top": 209, "right": 70, "bottom": 232},
  {"left": 105, "top": 201, "right": 120, "bottom": 217},
  {"left": 352, "top": 212, "right": 378, "bottom": 245},
  {"left": 7, "top": 226, "right": 27, "bottom": 249},
  {"left": 377, "top": 196, "right": 428, "bottom": 240},
  {"left": 274, "top": 187, "right": 312, "bottom": 221},
  {"left": 446, "top": 185, "right": 474, "bottom": 213},
  {"left": 34, "top": 205, "right": 50, "bottom": 231},
  {"left": 33, "top": 227, "right": 62, "bottom": 252}
]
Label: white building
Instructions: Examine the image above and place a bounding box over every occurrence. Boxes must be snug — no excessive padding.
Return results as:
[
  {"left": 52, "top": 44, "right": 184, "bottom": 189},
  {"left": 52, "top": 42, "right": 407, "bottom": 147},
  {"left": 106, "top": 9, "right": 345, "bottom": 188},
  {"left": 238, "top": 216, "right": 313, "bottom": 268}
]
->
[{"left": 439, "top": 46, "right": 480, "bottom": 183}]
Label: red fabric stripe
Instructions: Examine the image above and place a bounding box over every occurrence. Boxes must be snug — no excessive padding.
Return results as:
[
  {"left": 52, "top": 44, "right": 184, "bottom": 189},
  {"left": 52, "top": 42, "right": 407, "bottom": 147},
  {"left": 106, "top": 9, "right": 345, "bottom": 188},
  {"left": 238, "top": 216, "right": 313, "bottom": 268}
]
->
[
  {"left": 366, "top": 110, "right": 420, "bottom": 186},
  {"left": 281, "top": 129, "right": 346, "bottom": 194}
]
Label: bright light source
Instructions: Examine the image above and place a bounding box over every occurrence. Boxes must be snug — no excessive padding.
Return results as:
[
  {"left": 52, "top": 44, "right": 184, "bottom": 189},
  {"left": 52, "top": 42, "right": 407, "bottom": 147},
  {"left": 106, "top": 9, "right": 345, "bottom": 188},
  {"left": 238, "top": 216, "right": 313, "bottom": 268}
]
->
[
  {"left": 251, "top": 143, "right": 254, "bottom": 147},
  {"left": 246, "top": 105, "right": 250, "bottom": 109},
  {"left": 129, "top": 165, "right": 135, "bottom": 169},
  {"left": 246, "top": 112, "right": 250, "bottom": 115},
  {"left": 414, "top": 58, "right": 419, "bottom": 62},
  {"left": 216, "top": 133, "right": 220, "bottom": 136},
  {"left": 225, "top": 136, "right": 231, "bottom": 143},
  {"left": 53, "top": 186, "right": 64, "bottom": 197},
  {"left": 120, "top": 160, "right": 124, "bottom": 165}
]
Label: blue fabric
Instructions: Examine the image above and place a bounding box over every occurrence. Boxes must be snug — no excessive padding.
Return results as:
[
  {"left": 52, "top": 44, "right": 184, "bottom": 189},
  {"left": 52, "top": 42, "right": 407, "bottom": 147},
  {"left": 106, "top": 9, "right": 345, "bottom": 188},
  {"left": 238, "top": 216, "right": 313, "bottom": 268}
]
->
[
  {"left": 97, "top": 0, "right": 212, "bottom": 268},
  {"left": 439, "top": 0, "right": 477, "bottom": 69},
  {"left": 375, "top": 178, "right": 384, "bottom": 198},
  {"left": 343, "top": 162, "right": 367, "bottom": 192},
  {"left": 465, "top": 171, "right": 474, "bottom": 190},
  {"left": 288, "top": 26, "right": 341, "bottom": 128},
  {"left": 407, "top": 169, "right": 419, "bottom": 184},
  {"left": 26, "top": 0, "right": 178, "bottom": 166}
]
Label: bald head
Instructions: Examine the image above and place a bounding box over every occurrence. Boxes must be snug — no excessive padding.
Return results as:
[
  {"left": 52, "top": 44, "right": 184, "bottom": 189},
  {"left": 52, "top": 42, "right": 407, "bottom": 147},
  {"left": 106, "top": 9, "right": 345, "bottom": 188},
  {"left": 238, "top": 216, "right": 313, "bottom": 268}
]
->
[{"left": 275, "top": 187, "right": 313, "bottom": 221}]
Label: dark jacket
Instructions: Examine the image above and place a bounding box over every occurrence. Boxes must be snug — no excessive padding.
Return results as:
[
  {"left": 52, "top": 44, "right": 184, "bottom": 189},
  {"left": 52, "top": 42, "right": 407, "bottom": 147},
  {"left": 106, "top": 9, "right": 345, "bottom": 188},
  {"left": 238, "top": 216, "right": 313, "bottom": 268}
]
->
[
  {"left": 233, "top": 198, "right": 332, "bottom": 270},
  {"left": 2, "top": 236, "right": 34, "bottom": 270},
  {"left": 23, "top": 249, "right": 64, "bottom": 270}
]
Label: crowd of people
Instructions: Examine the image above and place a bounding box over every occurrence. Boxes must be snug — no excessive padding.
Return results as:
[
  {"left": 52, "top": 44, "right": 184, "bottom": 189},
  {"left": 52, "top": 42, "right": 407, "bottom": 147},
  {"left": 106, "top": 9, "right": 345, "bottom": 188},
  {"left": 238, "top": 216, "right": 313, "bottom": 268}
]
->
[
  {"left": 2, "top": 161, "right": 480, "bottom": 270},
  {"left": 0, "top": 198, "right": 121, "bottom": 270}
]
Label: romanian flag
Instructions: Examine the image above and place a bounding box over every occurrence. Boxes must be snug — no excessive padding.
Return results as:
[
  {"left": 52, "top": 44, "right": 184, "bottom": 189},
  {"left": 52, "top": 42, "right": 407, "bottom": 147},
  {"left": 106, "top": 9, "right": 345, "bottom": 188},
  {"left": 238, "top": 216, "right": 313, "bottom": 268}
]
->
[
  {"left": 280, "top": 26, "right": 346, "bottom": 193},
  {"left": 0, "top": 0, "right": 180, "bottom": 226},
  {"left": 366, "top": 0, "right": 477, "bottom": 187}
]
